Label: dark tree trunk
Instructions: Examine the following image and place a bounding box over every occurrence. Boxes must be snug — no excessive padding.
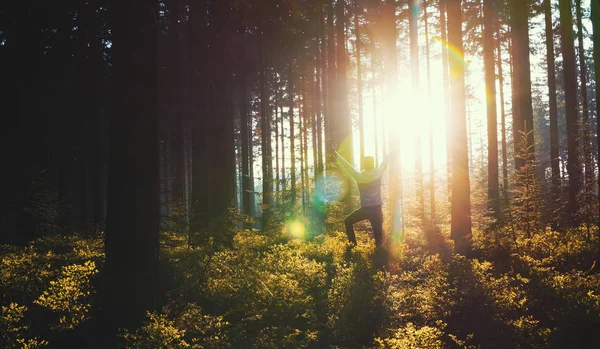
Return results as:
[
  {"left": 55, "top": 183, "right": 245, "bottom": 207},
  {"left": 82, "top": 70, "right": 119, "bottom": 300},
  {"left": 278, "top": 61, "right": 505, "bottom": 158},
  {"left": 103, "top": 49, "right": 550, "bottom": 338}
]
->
[
  {"left": 592, "top": 0, "right": 600, "bottom": 224},
  {"left": 355, "top": 12, "right": 365, "bottom": 170},
  {"left": 104, "top": 0, "right": 160, "bottom": 332},
  {"left": 544, "top": 0, "right": 561, "bottom": 223},
  {"left": 576, "top": 0, "right": 592, "bottom": 186},
  {"left": 315, "top": 20, "right": 325, "bottom": 177},
  {"left": 335, "top": 0, "right": 353, "bottom": 165},
  {"left": 168, "top": 0, "right": 184, "bottom": 212},
  {"left": 275, "top": 101, "right": 280, "bottom": 195},
  {"left": 484, "top": 0, "right": 500, "bottom": 214},
  {"left": 511, "top": 0, "right": 535, "bottom": 169},
  {"left": 559, "top": 0, "right": 582, "bottom": 221},
  {"left": 447, "top": 0, "right": 472, "bottom": 254},
  {"left": 439, "top": 0, "right": 451, "bottom": 202},
  {"left": 325, "top": 0, "right": 336, "bottom": 168},
  {"left": 239, "top": 57, "right": 252, "bottom": 218},
  {"left": 258, "top": 29, "right": 272, "bottom": 228},
  {"left": 280, "top": 104, "right": 286, "bottom": 193},
  {"left": 497, "top": 39, "right": 509, "bottom": 197},
  {"left": 382, "top": 0, "right": 404, "bottom": 238},
  {"left": 424, "top": 1, "right": 436, "bottom": 225},
  {"left": 289, "top": 63, "right": 297, "bottom": 204},
  {"left": 409, "top": 0, "right": 425, "bottom": 225}
]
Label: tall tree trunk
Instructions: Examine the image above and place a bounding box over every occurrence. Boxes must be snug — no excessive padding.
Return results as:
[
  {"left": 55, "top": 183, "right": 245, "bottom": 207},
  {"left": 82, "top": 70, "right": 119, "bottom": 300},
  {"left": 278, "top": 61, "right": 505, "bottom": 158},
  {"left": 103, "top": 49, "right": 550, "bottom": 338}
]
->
[
  {"left": 355, "top": 12, "right": 365, "bottom": 170},
  {"left": 576, "top": 0, "right": 592, "bottom": 186},
  {"left": 409, "top": 0, "right": 425, "bottom": 224},
  {"left": 439, "top": 0, "right": 451, "bottom": 203},
  {"left": 326, "top": 0, "right": 336, "bottom": 168},
  {"left": 382, "top": 0, "right": 404, "bottom": 238},
  {"left": 592, "top": 0, "right": 600, "bottom": 224},
  {"left": 275, "top": 102, "right": 280, "bottom": 195},
  {"left": 544, "top": 0, "right": 561, "bottom": 222},
  {"left": 300, "top": 98, "right": 306, "bottom": 215},
  {"left": 447, "top": 0, "right": 472, "bottom": 254},
  {"left": 104, "top": 0, "right": 159, "bottom": 331},
  {"left": 559, "top": 0, "right": 582, "bottom": 222},
  {"left": 168, "top": 0, "right": 184, "bottom": 213},
  {"left": 511, "top": 0, "right": 534, "bottom": 170},
  {"left": 302, "top": 79, "right": 310, "bottom": 200},
  {"left": 424, "top": 1, "right": 436, "bottom": 225},
  {"left": 372, "top": 48, "right": 380, "bottom": 165},
  {"left": 335, "top": 0, "right": 353, "bottom": 164},
  {"left": 280, "top": 104, "right": 286, "bottom": 193},
  {"left": 239, "top": 61, "right": 252, "bottom": 218},
  {"left": 258, "top": 29, "right": 272, "bottom": 228},
  {"left": 497, "top": 39, "right": 509, "bottom": 197},
  {"left": 289, "top": 63, "right": 297, "bottom": 204},
  {"left": 484, "top": 0, "right": 500, "bottom": 214},
  {"left": 315, "top": 16, "right": 325, "bottom": 177}
]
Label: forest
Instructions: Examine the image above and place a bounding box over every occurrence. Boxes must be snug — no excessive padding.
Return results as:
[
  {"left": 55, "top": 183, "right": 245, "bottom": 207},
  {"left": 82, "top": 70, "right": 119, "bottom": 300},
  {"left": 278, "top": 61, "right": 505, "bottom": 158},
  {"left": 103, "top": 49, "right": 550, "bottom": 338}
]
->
[{"left": 2, "top": 0, "right": 600, "bottom": 347}]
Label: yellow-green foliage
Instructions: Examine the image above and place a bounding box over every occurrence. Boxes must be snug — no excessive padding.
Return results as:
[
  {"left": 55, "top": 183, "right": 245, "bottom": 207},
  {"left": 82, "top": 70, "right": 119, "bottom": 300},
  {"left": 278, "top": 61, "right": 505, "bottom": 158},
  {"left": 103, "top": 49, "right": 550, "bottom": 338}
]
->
[
  {"left": 122, "top": 305, "right": 230, "bottom": 349},
  {"left": 122, "top": 312, "right": 190, "bottom": 349},
  {"left": 375, "top": 322, "right": 444, "bottom": 349},
  {"left": 33, "top": 260, "right": 97, "bottom": 330},
  {"left": 0, "top": 234, "right": 103, "bottom": 347}
]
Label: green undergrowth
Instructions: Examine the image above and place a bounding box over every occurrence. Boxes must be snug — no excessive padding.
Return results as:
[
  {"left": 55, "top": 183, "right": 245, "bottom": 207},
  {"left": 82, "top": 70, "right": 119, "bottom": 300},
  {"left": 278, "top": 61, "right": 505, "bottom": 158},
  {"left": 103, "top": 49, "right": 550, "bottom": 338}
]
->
[{"left": 2, "top": 223, "right": 600, "bottom": 348}]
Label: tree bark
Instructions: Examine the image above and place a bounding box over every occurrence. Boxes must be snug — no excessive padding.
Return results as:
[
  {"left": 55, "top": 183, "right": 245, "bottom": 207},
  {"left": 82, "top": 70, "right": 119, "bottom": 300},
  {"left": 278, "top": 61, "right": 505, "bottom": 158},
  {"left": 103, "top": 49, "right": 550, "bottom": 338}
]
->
[
  {"left": 104, "top": 0, "right": 159, "bottom": 331},
  {"left": 484, "top": 0, "right": 499, "bottom": 214},
  {"left": 447, "top": 0, "right": 472, "bottom": 254},
  {"left": 258, "top": 29, "right": 272, "bottom": 228},
  {"left": 544, "top": 0, "right": 561, "bottom": 222},
  {"left": 439, "top": 0, "right": 451, "bottom": 203},
  {"left": 511, "top": 0, "right": 535, "bottom": 170},
  {"left": 424, "top": 1, "right": 436, "bottom": 225},
  {"left": 559, "top": 0, "right": 582, "bottom": 221},
  {"left": 239, "top": 56, "right": 252, "bottom": 218},
  {"left": 409, "top": 0, "right": 425, "bottom": 224},
  {"left": 289, "top": 63, "right": 297, "bottom": 204},
  {"left": 355, "top": 12, "right": 365, "bottom": 170},
  {"left": 382, "top": 0, "right": 404, "bottom": 238},
  {"left": 592, "top": 0, "right": 600, "bottom": 224},
  {"left": 497, "top": 38, "right": 509, "bottom": 197},
  {"left": 576, "top": 0, "right": 592, "bottom": 186}
]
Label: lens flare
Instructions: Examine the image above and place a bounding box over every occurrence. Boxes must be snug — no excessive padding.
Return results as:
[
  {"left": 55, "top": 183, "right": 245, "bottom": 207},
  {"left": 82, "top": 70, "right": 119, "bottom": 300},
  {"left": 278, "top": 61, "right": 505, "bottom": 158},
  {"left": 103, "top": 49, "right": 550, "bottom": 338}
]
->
[
  {"left": 287, "top": 220, "right": 306, "bottom": 240},
  {"left": 314, "top": 171, "right": 349, "bottom": 206}
]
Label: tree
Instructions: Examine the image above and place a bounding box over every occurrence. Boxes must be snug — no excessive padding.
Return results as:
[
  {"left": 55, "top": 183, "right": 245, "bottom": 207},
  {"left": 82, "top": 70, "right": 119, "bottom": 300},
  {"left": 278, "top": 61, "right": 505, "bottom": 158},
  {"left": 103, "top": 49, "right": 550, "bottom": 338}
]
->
[
  {"left": 424, "top": 0, "right": 436, "bottom": 225},
  {"left": 355, "top": 10, "right": 365, "bottom": 170},
  {"left": 593, "top": 0, "right": 600, "bottom": 223},
  {"left": 559, "top": 0, "right": 582, "bottom": 222},
  {"left": 440, "top": 0, "right": 452, "bottom": 202},
  {"left": 510, "top": 0, "right": 534, "bottom": 170},
  {"left": 483, "top": 0, "right": 500, "bottom": 214},
  {"left": 382, "top": 0, "right": 404, "bottom": 239},
  {"left": 104, "top": 0, "right": 160, "bottom": 331},
  {"left": 239, "top": 40, "right": 252, "bottom": 219},
  {"left": 334, "top": 0, "right": 353, "bottom": 164},
  {"left": 576, "top": 0, "right": 592, "bottom": 187},
  {"left": 544, "top": 0, "right": 561, "bottom": 204},
  {"left": 410, "top": 0, "right": 425, "bottom": 224},
  {"left": 447, "top": 0, "right": 472, "bottom": 254},
  {"left": 258, "top": 26, "right": 273, "bottom": 228}
]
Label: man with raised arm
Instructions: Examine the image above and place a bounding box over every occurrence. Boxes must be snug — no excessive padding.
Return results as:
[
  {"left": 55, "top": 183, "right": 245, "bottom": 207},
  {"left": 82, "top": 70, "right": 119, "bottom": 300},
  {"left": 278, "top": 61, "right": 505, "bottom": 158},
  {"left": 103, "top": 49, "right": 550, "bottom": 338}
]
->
[{"left": 335, "top": 151, "right": 391, "bottom": 247}]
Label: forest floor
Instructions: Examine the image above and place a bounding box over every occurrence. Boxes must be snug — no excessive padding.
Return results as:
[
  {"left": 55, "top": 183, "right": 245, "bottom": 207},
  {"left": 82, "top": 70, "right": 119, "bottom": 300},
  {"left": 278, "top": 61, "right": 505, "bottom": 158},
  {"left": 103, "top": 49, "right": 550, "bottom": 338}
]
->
[{"left": 2, "top": 220, "right": 600, "bottom": 348}]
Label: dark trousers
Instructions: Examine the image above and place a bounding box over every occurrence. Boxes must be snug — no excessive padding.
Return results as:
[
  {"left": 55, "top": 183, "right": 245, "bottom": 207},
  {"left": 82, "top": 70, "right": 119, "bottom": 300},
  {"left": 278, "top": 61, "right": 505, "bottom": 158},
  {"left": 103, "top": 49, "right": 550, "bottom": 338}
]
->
[{"left": 344, "top": 205, "right": 383, "bottom": 247}]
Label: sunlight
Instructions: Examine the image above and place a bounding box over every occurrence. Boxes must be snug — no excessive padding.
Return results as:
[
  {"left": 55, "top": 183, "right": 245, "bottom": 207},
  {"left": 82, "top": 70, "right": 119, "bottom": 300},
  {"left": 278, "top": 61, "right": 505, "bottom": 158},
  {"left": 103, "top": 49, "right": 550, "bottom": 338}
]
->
[
  {"left": 366, "top": 81, "right": 448, "bottom": 173},
  {"left": 287, "top": 220, "right": 306, "bottom": 240}
]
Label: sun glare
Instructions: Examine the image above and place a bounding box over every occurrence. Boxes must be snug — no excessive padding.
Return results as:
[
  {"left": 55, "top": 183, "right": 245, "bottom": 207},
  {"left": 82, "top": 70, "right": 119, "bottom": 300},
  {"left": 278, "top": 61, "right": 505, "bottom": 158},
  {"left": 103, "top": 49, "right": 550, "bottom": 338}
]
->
[{"left": 358, "top": 81, "right": 449, "bottom": 173}]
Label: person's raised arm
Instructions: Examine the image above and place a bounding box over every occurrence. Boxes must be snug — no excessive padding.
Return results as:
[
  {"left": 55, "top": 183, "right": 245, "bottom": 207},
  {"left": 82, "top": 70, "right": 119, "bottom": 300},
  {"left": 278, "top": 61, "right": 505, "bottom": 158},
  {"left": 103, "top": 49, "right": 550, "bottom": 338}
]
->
[{"left": 335, "top": 151, "right": 360, "bottom": 180}]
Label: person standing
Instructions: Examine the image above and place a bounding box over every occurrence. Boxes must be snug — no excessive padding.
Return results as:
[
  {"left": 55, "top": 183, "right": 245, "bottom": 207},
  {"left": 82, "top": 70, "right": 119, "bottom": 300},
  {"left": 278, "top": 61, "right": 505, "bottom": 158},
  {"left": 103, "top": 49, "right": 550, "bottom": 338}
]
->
[{"left": 335, "top": 151, "right": 390, "bottom": 247}]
